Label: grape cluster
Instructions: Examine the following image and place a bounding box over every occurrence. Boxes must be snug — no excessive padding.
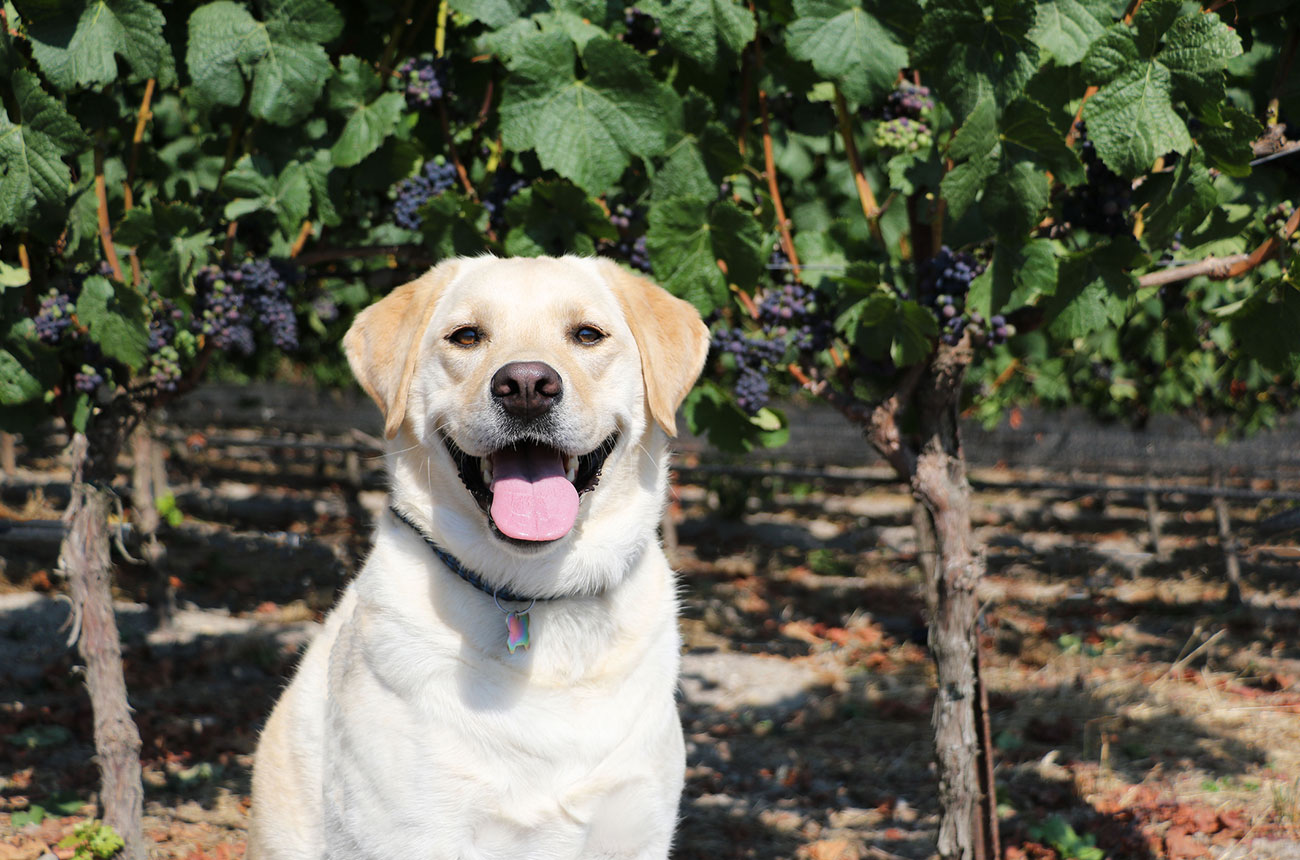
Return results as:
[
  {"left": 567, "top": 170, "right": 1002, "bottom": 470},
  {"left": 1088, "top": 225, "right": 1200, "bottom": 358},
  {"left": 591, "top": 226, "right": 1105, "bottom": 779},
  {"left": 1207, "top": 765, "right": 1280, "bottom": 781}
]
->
[
  {"left": 1265, "top": 201, "right": 1296, "bottom": 243},
  {"left": 240, "top": 259, "right": 301, "bottom": 351},
  {"left": 881, "top": 82, "right": 934, "bottom": 120},
  {"left": 74, "top": 364, "right": 105, "bottom": 394},
  {"left": 393, "top": 160, "right": 459, "bottom": 230},
  {"left": 712, "top": 246, "right": 834, "bottom": 415},
  {"left": 144, "top": 298, "right": 186, "bottom": 392},
  {"left": 483, "top": 170, "right": 527, "bottom": 233},
  {"left": 1061, "top": 123, "right": 1132, "bottom": 237},
  {"left": 597, "top": 202, "right": 653, "bottom": 273},
  {"left": 192, "top": 260, "right": 300, "bottom": 355},
  {"left": 35, "top": 288, "right": 77, "bottom": 345},
  {"left": 874, "top": 117, "right": 932, "bottom": 153},
  {"left": 620, "top": 7, "right": 661, "bottom": 52},
  {"left": 915, "top": 246, "right": 1001, "bottom": 346},
  {"left": 396, "top": 55, "right": 448, "bottom": 111}
]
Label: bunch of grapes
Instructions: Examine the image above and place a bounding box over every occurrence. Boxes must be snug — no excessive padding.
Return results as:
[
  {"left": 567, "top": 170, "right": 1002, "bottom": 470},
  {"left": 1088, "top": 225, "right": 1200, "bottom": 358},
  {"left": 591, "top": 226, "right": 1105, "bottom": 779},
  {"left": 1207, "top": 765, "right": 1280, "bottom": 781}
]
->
[
  {"left": 239, "top": 259, "right": 301, "bottom": 351},
  {"left": 192, "top": 260, "right": 301, "bottom": 355},
  {"left": 193, "top": 267, "right": 253, "bottom": 354},
  {"left": 396, "top": 55, "right": 447, "bottom": 111},
  {"left": 392, "top": 160, "right": 459, "bottom": 230},
  {"left": 597, "top": 202, "right": 653, "bottom": 273},
  {"left": 873, "top": 117, "right": 932, "bottom": 153},
  {"left": 881, "top": 82, "right": 934, "bottom": 120},
  {"left": 483, "top": 170, "right": 527, "bottom": 234},
  {"left": 1264, "top": 200, "right": 1296, "bottom": 245},
  {"left": 915, "top": 246, "right": 995, "bottom": 346},
  {"left": 620, "top": 7, "right": 661, "bottom": 52},
  {"left": 142, "top": 298, "right": 186, "bottom": 392},
  {"left": 34, "top": 288, "right": 77, "bottom": 345},
  {"left": 711, "top": 327, "right": 785, "bottom": 414},
  {"left": 74, "top": 364, "right": 105, "bottom": 394},
  {"left": 1061, "top": 123, "right": 1133, "bottom": 237}
]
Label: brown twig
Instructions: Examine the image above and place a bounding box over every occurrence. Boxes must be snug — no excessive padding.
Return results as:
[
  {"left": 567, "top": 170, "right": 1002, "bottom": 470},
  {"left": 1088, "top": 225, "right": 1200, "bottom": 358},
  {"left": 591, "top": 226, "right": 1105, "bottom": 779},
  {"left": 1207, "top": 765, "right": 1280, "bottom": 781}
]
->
[
  {"left": 758, "top": 90, "right": 801, "bottom": 279},
  {"left": 223, "top": 221, "right": 238, "bottom": 260},
  {"left": 289, "top": 221, "right": 315, "bottom": 258},
  {"left": 93, "top": 147, "right": 124, "bottom": 282},
  {"left": 1137, "top": 206, "right": 1299, "bottom": 287},
  {"left": 833, "top": 87, "right": 884, "bottom": 246},
  {"left": 18, "top": 242, "right": 30, "bottom": 272},
  {"left": 122, "top": 78, "right": 156, "bottom": 287}
]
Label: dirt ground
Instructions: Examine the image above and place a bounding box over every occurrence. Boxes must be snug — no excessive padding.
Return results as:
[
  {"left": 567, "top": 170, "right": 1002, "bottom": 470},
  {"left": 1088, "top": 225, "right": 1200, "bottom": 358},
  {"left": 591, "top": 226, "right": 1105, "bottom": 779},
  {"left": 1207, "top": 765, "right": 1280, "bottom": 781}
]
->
[{"left": 2, "top": 451, "right": 1300, "bottom": 860}]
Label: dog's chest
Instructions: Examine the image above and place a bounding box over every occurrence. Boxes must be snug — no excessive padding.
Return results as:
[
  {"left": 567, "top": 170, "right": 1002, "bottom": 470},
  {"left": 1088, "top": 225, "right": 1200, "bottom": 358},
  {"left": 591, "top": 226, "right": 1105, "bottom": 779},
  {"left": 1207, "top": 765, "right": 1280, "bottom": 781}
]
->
[{"left": 320, "top": 612, "right": 683, "bottom": 858}]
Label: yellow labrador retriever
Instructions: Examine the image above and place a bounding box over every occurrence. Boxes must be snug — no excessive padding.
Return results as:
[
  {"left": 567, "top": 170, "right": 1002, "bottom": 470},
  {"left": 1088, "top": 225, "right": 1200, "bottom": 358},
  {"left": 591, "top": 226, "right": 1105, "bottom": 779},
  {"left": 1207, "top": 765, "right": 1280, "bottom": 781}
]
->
[{"left": 248, "top": 256, "right": 709, "bottom": 859}]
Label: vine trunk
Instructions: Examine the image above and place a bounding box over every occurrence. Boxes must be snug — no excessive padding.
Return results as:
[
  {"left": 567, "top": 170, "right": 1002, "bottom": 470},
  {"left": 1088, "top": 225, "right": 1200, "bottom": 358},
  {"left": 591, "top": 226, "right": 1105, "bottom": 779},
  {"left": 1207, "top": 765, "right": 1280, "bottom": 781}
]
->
[{"left": 61, "top": 433, "right": 146, "bottom": 860}]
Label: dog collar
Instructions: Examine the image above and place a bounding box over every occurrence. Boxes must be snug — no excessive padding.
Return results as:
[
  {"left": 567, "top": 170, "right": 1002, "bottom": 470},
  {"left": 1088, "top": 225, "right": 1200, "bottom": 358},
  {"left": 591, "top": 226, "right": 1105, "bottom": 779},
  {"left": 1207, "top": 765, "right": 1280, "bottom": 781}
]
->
[{"left": 388, "top": 504, "right": 540, "bottom": 652}]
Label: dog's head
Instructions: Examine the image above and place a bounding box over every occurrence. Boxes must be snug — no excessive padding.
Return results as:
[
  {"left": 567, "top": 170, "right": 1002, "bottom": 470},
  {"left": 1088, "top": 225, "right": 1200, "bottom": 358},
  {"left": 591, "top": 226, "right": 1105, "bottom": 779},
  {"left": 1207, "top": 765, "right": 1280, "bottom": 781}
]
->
[{"left": 344, "top": 256, "right": 708, "bottom": 589}]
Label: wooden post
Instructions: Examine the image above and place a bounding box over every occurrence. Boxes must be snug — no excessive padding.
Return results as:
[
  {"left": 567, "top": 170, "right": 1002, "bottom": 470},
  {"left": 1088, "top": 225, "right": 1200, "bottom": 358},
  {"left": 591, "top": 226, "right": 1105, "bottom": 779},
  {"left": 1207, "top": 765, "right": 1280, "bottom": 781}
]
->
[
  {"left": 1144, "top": 484, "right": 1164, "bottom": 562},
  {"left": 1212, "top": 469, "right": 1243, "bottom": 604}
]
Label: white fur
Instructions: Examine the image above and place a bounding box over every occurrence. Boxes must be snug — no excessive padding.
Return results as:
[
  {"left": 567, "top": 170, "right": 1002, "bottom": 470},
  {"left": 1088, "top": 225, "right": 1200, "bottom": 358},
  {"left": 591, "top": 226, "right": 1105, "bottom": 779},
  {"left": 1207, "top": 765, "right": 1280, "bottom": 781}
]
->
[{"left": 248, "top": 257, "right": 691, "bottom": 859}]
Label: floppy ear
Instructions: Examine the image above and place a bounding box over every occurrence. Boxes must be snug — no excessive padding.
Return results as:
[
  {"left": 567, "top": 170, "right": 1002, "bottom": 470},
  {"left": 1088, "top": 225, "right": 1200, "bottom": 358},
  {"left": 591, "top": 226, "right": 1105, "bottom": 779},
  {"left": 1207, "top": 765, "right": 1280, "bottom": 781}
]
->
[
  {"left": 599, "top": 259, "right": 710, "bottom": 437},
  {"left": 344, "top": 261, "right": 459, "bottom": 439}
]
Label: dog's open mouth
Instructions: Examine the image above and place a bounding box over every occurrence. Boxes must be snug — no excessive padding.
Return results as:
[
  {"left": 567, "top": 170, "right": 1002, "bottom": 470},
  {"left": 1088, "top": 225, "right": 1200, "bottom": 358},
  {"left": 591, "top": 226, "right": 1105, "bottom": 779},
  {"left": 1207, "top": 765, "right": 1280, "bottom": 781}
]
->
[{"left": 443, "top": 433, "right": 619, "bottom": 542}]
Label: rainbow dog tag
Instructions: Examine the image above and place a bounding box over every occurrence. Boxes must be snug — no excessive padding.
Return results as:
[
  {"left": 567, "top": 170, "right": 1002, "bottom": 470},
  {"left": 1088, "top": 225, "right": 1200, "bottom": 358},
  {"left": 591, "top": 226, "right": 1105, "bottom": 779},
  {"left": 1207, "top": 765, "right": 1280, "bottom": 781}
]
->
[{"left": 506, "top": 610, "right": 530, "bottom": 653}]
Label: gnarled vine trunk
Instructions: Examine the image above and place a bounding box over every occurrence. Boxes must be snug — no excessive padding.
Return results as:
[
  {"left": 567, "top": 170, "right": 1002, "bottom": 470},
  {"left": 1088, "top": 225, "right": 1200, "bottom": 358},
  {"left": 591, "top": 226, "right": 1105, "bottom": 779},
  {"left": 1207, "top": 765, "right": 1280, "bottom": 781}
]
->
[
  {"left": 863, "top": 343, "right": 996, "bottom": 860},
  {"left": 61, "top": 432, "right": 146, "bottom": 860}
]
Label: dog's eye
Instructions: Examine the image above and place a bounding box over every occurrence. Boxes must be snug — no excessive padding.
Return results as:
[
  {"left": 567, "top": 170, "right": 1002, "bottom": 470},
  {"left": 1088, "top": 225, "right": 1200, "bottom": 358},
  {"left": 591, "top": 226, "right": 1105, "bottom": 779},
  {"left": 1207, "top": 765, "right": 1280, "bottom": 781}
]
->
[
  {"left": 573, "top": 326, "right": 605, "bottom": 346},
  {"left": 448, "top": 327, "right": 481, "bottom": 347}
]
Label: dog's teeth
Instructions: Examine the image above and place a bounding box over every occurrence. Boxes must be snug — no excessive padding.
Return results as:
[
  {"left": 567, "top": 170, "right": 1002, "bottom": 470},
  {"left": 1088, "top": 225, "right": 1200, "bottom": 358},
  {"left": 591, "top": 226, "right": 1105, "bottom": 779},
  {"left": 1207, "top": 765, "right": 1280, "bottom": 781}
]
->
[
  {"left": 480, "top": 460, "right": 493, "bottom": 486},
  {"left": 565, "top": 454, "right": 579, "bottom": 483}
]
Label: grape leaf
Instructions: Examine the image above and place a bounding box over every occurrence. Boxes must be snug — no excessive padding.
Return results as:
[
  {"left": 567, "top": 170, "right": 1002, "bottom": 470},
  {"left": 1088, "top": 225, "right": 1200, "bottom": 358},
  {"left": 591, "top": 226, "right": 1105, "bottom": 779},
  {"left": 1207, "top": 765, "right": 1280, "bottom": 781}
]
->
[
  {"left": 1044, "top": 242, "right": 1135, "bottom": 337},
  {"left": 653, "top": 91, "right": 744, "bottom": 200},
  {"left": 116, "top": 202, "right": 212, "bottom": 296},
  {"left": 1027, "top": 0, "right": 1109, "bottom": 65},
  {"left": 13, "top": 0, "right": 175, "bottom": 90},
  {"left": 499, "top": 33, "right": 669, "bottom": 192},
  {"left": 221, "top": 155, "right": 311, "bottom": 234},
  {"left": 1230, "top": 283, "right": 1300, "bottom": 373},
  {"left": 655, "top": 0, "right": 755, "bottom": 70},
  {"left": 502, "top": 182, "right": 613, "bottom": 257},
  {"left": 646, "top": 196, "right": 762, "bottom": 314},
  {"left": 786, "top": 0, "right": 907, "bottom": 104},
  {"left": 915, "top": 0, "right": 1039, "bottom": 122},
  {"left": 420, "top": 193, "right": 490, "bottom": 259},
  {"left": 0, "top": 349, "right": 43, "bottom": 405},
  {"left": 940, "top": 96, "right": 999, "bottom": 219},
  {"left": 76, "top": 276, "right": 149, "bottom": 370},
  {"left": 1080, "top": 6, "right": 1240, "bottom": 176},
  {"left": 1136, "top": 151, "right": 1215, "bottom": 250},
  {"left": 449, "top": 0, "right": 532, "bottom": 28},
  {"left": 186, "top": 0, "right": 341, "bottom": 126},
  {"left": 329, "top": 57, "right": 403, "bottom": 168},
  {"left": 0, "top": 71, "right": 90, "bottom": 230},
  {"left": 1194, "top": 103, "right": 1262, "bottom": 178}
]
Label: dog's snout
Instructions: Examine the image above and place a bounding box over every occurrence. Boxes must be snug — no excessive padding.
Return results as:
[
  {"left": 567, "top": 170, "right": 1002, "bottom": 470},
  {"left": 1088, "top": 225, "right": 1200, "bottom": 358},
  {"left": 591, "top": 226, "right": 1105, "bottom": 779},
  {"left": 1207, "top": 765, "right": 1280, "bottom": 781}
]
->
[{"left": 491, "top": 361, "right": 562, "bottom": 419}]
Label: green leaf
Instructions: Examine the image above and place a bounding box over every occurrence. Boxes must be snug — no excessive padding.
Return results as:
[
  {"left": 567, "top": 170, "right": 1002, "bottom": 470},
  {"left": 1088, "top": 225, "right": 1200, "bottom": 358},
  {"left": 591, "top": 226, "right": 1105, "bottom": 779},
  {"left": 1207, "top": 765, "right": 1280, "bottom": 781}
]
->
[
  {"left": 786, "top": 0, "right": 907, "bottom": 104},
  {"left": 221, "top": 155, "right": 311, "bottom": 235},
  {"left": 982, "top": 160, "right": 1049, "bottom": 239},
  {"left": 941, "top": 96, "right": 999, "bottom": 219},
  {"left": 1027, "top": 0, "right": 1109, "bottom": 65},
  {"left": 502, "top": 181, "right": 611, "bottom": 257},
  {"left": 1231, "top": 283, "right": 1300, "bottom": 373},
  {"left": 1044, "top": 241, "right": 1135, "bottom": 337},
  {"left": 331, "top": 89, "right": 404, "bottom": 167},
  {"left": 915, "top": 0, "right": 1039, "bottom": 122},
  {"left": 14, "top": 0, "right": 175, "bottom": 90},
  {"left": 646, "top": 196, "right": 763, "bottom": 315},
  {"left": 449, "top": 0, "right": 530, "bottom": 28},
  {"left": 653, "top": 90, "right": 744, "bottom": 200},
  {"left": 0, "top": 70, "right": 90, "bottom": 230},
  {"left": 499, "top": 34, "right": 670, "bottom": 192},
  {"left": 1137, "top": 150, "right": 1215, "bottom": 250},
  {"left": 655, "top": 0, "right": 754, "bottom": 69},
  {"left": 1081, "top": 60, "right": 1189, "bottom": 177},
  {"left": 419, "top": 193, "right": 488, "bottom": 259},
  {"left": 0, "top": 262, "right": 32, "bottom": 289},
  {"left": 75, "top": 276, "right": 149, "bottom": 369},
  {"left": 971, "top": 238, "right": 1059, "bottom": 317},
  {"left": 1000, "top": 98, "right": 1083, "bottom": 185},
  {"left": 186, "top": 0, "right": 341, "bottom": 126},
  {"left": 1160, "top": 12, "right": 1242, "bottom": 74},
  {"left": 1195, "top": 103, "right": 1262, "bottom": 178},
  {"left": 0, "top": 349, "right": 43, "bottom": 405},
  {"left": 116, "top": 202, "right": 212, "bottom": 296}
]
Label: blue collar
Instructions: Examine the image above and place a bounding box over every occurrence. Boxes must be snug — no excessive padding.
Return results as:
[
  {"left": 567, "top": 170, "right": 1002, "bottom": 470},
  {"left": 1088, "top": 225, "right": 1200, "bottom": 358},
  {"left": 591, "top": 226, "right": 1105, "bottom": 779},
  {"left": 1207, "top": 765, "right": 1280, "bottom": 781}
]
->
[{"left": 388, "top": 505, "right": 546, "bottom": 604}]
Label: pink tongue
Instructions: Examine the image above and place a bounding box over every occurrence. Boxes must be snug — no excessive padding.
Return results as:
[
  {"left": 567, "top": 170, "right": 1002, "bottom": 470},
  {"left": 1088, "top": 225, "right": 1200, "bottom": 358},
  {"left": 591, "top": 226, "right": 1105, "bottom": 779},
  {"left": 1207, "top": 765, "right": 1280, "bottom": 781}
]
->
[{"left": 489, "top": 444, "right": 579, "bottom": 541}]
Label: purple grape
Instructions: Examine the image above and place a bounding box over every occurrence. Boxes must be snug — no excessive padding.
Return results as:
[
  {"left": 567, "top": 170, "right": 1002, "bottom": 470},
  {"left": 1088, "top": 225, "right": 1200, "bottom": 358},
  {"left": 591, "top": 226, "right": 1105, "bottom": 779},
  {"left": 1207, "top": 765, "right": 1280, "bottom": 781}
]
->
[
  {"left": 396, "top": 55, "right": 448, "bottom": 111},
  {"left": 392, "top": 160, "right": 459, "bottom": 230},
  {"left": 1061, "top": 123, "right": 1133, "bottom": 237},
  {"left": 35, "top": 289, "right": 76, "bottom": 345}
]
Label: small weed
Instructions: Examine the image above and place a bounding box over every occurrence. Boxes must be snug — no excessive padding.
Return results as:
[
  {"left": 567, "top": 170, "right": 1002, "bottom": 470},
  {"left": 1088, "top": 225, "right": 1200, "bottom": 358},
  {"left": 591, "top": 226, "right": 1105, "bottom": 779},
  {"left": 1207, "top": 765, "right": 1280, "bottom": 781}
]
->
[
  {"left": 58, "top": 821, "right": 124, "bottom": 859},
  {"left": 1027, "top": 815, "right": 1104, "bottom": 860},
  {"left": 5, "top": 724, "right": 73, "bottom": 749},
  {"left": 1057, "top": 633, "right": 1118, "bottom": 657},
  {"left": 807, "top": 549, "right": 852, "bottom": 576},
  {"left": 1271, "top": 778, "right": 1300, "bottom": 827},
  {"left": 12, "top": 793, "right": 85, "bottom": 827},
  {"left": 155, "top": 492, "right": 183, "bottom": 527}
]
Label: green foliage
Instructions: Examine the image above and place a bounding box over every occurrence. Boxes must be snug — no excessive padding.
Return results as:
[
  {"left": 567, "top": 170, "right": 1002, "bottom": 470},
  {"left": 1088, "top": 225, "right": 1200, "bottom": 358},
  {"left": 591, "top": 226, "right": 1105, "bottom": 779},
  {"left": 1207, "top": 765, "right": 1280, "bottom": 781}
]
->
[
  {"left": 1028, "top": 816, "right": 1105, "bottom": 860},
  {"left": 58, "top": 820, "right": 126, "bottom": 860},
  {"left": 0, "top": 0, "right": 1296, "bottom": 451}
]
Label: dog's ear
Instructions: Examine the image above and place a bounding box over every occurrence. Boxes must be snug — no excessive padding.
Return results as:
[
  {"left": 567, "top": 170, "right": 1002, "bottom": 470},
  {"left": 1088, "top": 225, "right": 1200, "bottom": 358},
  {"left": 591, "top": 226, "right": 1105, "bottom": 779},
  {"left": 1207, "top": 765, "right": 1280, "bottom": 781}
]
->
[
  {"left": 344, "top": 261, "right": 458, "bottom": 439},
  {"left": 599, "top": 259, "right": 710, "bottom": 437}
]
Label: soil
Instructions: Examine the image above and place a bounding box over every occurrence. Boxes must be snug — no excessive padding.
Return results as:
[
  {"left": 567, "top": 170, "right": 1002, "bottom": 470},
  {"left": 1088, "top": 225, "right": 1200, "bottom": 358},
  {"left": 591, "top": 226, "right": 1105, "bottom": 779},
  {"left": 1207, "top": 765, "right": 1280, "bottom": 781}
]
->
[{"left": 2, "top": 446, "right": 1300, "bottom": 860}]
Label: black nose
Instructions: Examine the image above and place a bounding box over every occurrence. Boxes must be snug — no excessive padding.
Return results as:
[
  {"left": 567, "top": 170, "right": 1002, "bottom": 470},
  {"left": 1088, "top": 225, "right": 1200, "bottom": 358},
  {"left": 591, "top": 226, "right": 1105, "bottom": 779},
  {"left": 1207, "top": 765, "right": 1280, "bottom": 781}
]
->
[{"left": 491, "top": 361, "right": 562, "bottom": 419}]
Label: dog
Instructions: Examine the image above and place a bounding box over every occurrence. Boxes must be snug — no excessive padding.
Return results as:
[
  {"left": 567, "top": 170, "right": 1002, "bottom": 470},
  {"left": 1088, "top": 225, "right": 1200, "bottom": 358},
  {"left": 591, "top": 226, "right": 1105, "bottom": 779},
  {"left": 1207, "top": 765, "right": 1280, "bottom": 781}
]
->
[{"left": 247, "top": 255, "right": 710, "bottom": 859}]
